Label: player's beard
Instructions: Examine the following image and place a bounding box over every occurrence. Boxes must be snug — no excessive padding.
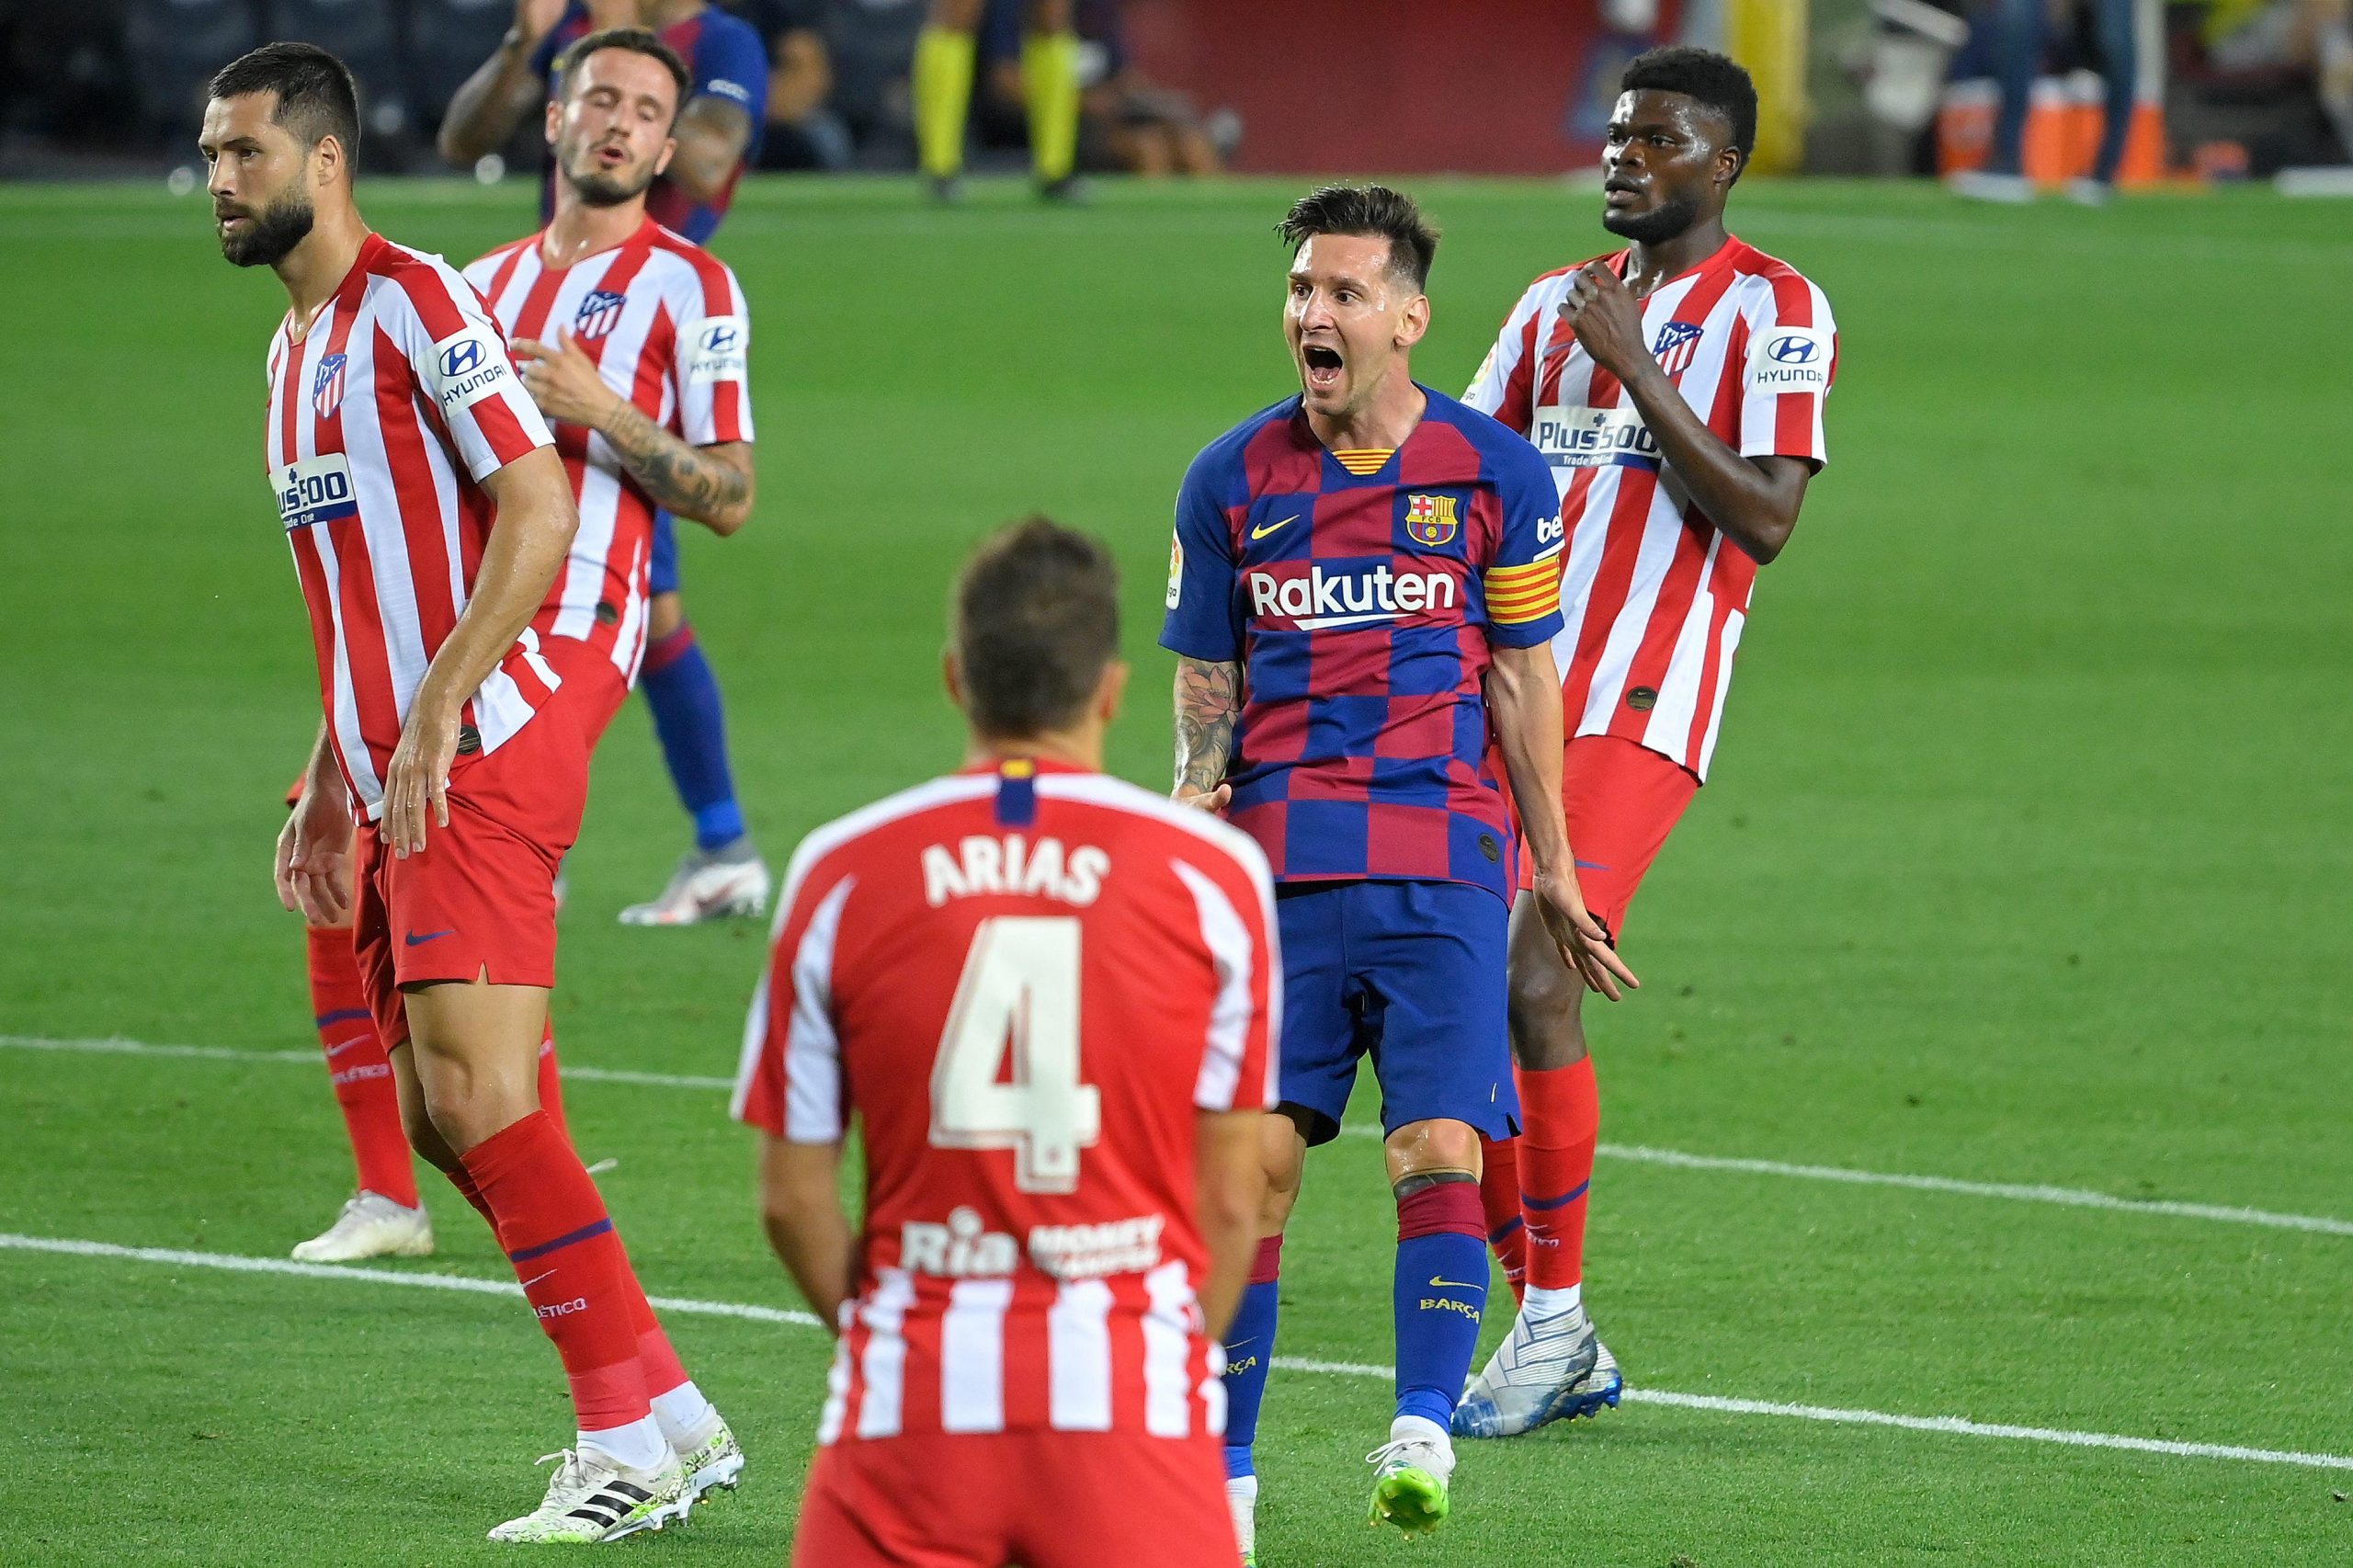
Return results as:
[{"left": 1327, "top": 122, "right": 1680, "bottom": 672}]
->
[
  {"left": 218, "top": 187, "right": 316, "bottom": 268},
  {"left": 1602, "top": 192, "right": 1700, "bottom": 246},
  {"left": 567, "top": 147, "right": 658, "bottom": 208}
]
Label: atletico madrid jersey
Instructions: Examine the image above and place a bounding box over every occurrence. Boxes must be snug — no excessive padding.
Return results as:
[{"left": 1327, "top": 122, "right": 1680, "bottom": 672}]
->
[{"left": 1159, "top": 386, "right": 1566, "bottom": 904}]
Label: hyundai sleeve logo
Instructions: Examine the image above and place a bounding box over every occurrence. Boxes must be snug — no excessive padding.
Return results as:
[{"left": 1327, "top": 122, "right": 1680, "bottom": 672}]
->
[
  {"left": 1768, "top": 335, "right": 1818, "bottom": 364},
  {"left": 700, "top": 324, "right": 737, "bottom": 353},
  {"left": 439, "top": 339, "right": 484, "bottom": 377}
]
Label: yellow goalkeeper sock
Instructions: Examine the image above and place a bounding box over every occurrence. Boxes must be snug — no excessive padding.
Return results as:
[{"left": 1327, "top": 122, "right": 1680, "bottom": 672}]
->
[
  {"left": 1021, "top": 29, "right": 1081, "bottom": 185},
  {"left": 913, "top": 27, "right": 976, "bottom": 181}
]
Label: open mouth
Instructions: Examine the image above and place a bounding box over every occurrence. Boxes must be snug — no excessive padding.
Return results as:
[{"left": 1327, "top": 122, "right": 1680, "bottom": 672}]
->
[
  {"left": 594, "top": 143, "right": 630, "bottom": 168},
  {"left": 1604, "top": 179, "right": 1645, "bottom": 205},
  {"left": 1302, "top": 344, "right": 1344, "bottom": 392}
]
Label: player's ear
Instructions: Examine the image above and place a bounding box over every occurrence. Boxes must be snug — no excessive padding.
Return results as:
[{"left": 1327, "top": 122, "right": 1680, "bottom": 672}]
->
[
  {"left": 313, "top": 132, "right": 346, "bottom": 190},
  {"left": 654, "top": 135, "right": 677, "bottom": 178},
  {"left": 942, "top": 648, "right": 966, "bottom": 713},
  {"left": 1095, "top": 660, "right": 1130, "bottom": 727},
  {"left": 545, "top": 96, "right": 563, "bottom": 150},
  {"left": 1395, "top": 290, "right": 1431, "bottom": 352}
]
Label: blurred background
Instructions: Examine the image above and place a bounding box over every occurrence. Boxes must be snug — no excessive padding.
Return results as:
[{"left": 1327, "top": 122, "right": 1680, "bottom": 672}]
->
[{"left": 3, "top": 0, "right": 2347, "bottom": 191}]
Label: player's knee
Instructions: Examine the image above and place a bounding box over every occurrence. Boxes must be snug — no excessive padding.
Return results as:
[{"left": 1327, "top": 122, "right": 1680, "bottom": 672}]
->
[
  {"left": 1507, "top": 954, "right": 1587, "bottom": 1064},
  {"left": 1383, "top": 1117, "right": 1482, "bottom": 1188},
  {"left": 1256, "top": 1111, "right": 1308, "bottom": 1232}
]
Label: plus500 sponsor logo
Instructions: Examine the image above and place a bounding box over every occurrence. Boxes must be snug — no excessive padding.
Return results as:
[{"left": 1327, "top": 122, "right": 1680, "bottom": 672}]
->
[
  {"left": 1533, "top": 406, "right": 1659, "bottom": 467},
  {"left": 1246, "top": 563, "right": 1458, "bottom": 626}
]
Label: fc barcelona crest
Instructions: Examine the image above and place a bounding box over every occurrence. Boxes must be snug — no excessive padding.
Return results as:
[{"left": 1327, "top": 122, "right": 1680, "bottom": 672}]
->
[
  {"left": 311, "top": 353, "right": 347, "bottom": 419},
  {"left": 1404, "top": 492, "right": 1460, "bottom": 548},
  {"left": 574, "top": 289, "right": 627, "bottom": 340}
]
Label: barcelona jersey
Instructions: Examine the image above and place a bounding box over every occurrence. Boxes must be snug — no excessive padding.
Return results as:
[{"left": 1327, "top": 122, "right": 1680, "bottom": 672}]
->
[{"left": 1159, "top": 386, "right": 1566, "bottom": 904}]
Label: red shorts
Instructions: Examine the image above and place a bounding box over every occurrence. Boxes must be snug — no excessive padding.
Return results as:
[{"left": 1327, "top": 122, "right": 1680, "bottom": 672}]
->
[
  {"left": 348, "top": 641, "right": 626, "bottom": 1048},
  {"left": 790, "top": 1431, "right": 1234, "bottom": 1568},
  {"left": 1517, "top": 733, "right": 1699, "bottom": 937}
]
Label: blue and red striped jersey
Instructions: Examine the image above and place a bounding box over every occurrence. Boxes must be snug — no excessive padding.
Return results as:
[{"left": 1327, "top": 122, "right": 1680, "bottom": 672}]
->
[
  {"left": 533, "top": 3, "right": 769, "bottom": 244},
  {"left": 1159, "top": 386, "right": 1566, "bottom": 903}
]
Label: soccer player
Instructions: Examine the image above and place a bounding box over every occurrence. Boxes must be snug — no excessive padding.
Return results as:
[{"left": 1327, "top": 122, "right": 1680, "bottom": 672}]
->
[
  {"left": 1160, "top": 185, "right": 1637, "bottom": 1551},
  {"left": 206, "top": 42, "right": 737, "bottom": 1540},
  {"left": 441, "top": 0, "right": 774, "bottom": 923},
  {"left": 739, "top": 517, "right": 1274, "bottom": 1568},
  {"left": 913, "top": 0, "right": 1085, "bottom": 202},
  {"left": 1453, "top": 47, "right": 1838, "bottom": 1438}
]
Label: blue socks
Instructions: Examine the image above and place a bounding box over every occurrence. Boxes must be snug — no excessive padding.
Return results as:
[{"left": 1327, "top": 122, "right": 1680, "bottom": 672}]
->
[
  {"left": 1222, "top": 1235, "right": 1282, "bottom": 1480},
  {"left": 1392, "top": 1179, "right": 1489, "bottom": 1431},
  {"left": 640, "top": 623, "right": 744, "bottom": 852}
]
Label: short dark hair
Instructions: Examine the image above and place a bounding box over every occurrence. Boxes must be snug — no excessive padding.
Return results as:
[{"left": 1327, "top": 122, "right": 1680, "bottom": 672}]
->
[
  {"left": 208, "top": 41, "right": 361, "bottom": 165},
  {"left": 1620, "top": 46, "right": 1758, "bottom": 171},
  {"left": 555, "top": 27, "right": 692, "bottom": 117},
  {"left": 1276, "top": 183, "right": 1439, "bottom": 290},
  {"left": 951, "top": 517, "right": 1121, "bottom": 740}
]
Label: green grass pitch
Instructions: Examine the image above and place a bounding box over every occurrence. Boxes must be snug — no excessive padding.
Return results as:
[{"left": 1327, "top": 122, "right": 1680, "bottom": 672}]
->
[{"left": 3, "top": 174, "right": 2349, "bottom": 1566}]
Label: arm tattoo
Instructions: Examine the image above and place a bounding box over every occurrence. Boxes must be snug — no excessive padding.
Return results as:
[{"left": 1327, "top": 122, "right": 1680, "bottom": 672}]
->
[
  {"left": 1173, "top": 656, "right": 1240, "bottom": 796},
  {"left": 597, "top": 400, "right": 750, "bottom": 528}
]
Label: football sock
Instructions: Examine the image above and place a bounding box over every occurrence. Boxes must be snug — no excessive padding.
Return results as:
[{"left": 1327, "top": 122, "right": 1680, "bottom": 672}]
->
[
  {"left": 651, "top": 1380, "right": 719, "bottom": 1447},
  {"left": 536, "top": 1020, "right": 567, "bottom": 1141},
  {"left": 1220, "top": 1234, "right": 1282, "bottom": 1480},
  {"left": 1020, "top": 29, "right": 1081, "bottom": 184},
  {"left": 1392, "top": 1177, "right": 1488, "bottom": 1430},
  {"left": 913, "top": 27, "right": 977, "bottom": 180},
  {"left": 641, "top": 623, "right": 746, "bottom": 854},
  {"left": 1518, "top": 1058, "right": 1599, "bottom": 1292},
  {"left": 460, "top": 1111, "right": 654, "bottom": 1450},
  {"left": 1475, "top": 1132, "right": 1527, "bottom": 1305},
  {"left": 304, "top": 924, "right": 417, "bottom": 1209},
  {"left": 1525, "top": 1281, "right": 1583, "bottom": 1319}
]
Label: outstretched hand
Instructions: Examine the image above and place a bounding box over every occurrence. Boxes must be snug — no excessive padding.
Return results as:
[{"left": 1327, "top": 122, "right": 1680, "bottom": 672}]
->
[{"left": 1531, "top": 868, "right": 1639, "bottom": 1001}]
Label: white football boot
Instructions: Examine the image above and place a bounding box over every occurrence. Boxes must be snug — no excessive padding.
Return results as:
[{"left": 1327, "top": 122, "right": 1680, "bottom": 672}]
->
[
  {"left": 486, "top": 1448, "right": 689, "bottom": 1543},
  {"left": 618, "top": 843, "right": 770, "bottom": 926},
  {"left": 1225, "top": 1474, "right": 1257, "bottom": 1566},
  {"left": 675, "top": 1413, "right": 745, "bottom": 1506},
  {"left": 290, "top": 1192, "right": 433, "bottom": 1263},
  {"left": 1366, "top": 1415, "right": 1455, "bottom": 1539},
  {"left": 1451, "top": 1299, "right": 1620, "bottom": 1438}
]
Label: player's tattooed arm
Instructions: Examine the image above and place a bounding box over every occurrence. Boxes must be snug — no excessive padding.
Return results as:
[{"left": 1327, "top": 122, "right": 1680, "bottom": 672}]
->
[
  {"left": 512, "top": 330, "right": 756, "bottom": 532},
  {"left": 597, "top": 401, "right": 756, "bottom": 535},
  {"left": 1173, "top": 656, "right": 1240, "bottom": 811},
  {"left": 666, "top": 95, "right": 756, "bottom": 203}
]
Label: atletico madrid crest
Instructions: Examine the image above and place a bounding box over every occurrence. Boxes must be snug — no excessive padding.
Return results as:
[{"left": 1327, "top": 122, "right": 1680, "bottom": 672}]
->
[
  {"left": 1404, "top": 492, "right": 1460, "bottom": 548},
  {"left": 311, "top": 353, "right": 347, "bottom": 419},
  {"left": 1652, "top": 321, "right": 1704, "bottom": 377},
  {"left": 574, "top": 289, "right": 627, "bottom": 340}
]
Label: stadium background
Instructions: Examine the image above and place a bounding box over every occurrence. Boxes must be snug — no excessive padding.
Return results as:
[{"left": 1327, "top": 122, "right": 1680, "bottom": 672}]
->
[{"left": 4, "top": 1, "right": 2350, "bottom": 1564}]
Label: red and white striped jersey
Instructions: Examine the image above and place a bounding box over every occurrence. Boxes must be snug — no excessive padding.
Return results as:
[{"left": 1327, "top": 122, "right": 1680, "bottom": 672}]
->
[
  {"left": 1464, "top": 237, "right": 1836, "bottom": 780},
  {"left": 463, "top": 218, "right": 754, "bottom": 686},
  {"left": 733, "top": 759, "right": 1280, "bottom": 1447},
  {"left": 263, "top": 233, "right": 558, "bottom": 821}
]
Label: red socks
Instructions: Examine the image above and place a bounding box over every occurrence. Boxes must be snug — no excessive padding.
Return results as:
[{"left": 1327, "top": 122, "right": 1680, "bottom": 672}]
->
[
  {"left": 305, "top": 925, "right": 418, "bottom": 1209},
  {"left": 538, "top": 1020, "right": 568, "bottom": 1141},
  {"left": 1248, "top": 1233, "right": 1283, "bottom": 1286},
  {"left": 1516, "top": 1058, "right": 1600, "bottom": 1292},
  {"left": 1476, "top": 1133, "right": 1527, "bottom": 1305},
  {"left": 460, "top": 1110, "right": 651, "bottom": 1434}
]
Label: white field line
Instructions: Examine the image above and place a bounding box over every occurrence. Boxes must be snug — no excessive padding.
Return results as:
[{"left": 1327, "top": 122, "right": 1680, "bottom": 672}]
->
[
  {"left": 5, "top": 1230, "right": 2348, "bottom": 1474},
  {"left": 10, "top": 1031, "right": 2349, "bottom": 1238}
]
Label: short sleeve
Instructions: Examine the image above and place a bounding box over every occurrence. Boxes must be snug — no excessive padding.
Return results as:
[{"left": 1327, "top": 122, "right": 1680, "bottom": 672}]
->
[
  {"left": 1170, "top": 838, "right": 1280, "bottom": 1115},
  {"left": 1479, "top": 435, "right": 1567, "bottom": 649},
  {"left": 672, "top": 261, "right": 754, "bottom": 447},
  {"left": 730, "top": 847, "right": 854, "bottom": 1142},
  {"left": 1737, "top": 277, "right": 1836, "bottom": 470},
  {"left": 1157, "top": 451, "right": 1243, "bottom": 664},
  {"left": 1461, "top": 278, "right": 1551, "bottom": 434},
  {"left": 692, "top": 14, "right": 772, "bottom": 127},
  {"left": 391, "top": 262, "right": 552, "bottom": 483}
]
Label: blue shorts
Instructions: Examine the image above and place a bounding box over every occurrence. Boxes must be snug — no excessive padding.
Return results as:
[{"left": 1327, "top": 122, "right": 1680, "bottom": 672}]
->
[
  {"left": 1274, "top": 880, "right": 1518, "bottom": 1147},
  {"left": 649, "top": 510, "right": 680, "bottom": 597}
]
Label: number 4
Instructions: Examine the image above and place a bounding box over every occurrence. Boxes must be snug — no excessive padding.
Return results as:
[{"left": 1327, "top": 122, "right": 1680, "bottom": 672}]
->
[{"left": 929, "top": 915, "right": 1102, "bottom": 1193}]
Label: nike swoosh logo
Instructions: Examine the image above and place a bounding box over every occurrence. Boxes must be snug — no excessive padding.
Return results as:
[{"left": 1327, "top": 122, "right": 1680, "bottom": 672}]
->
[
  {"left": 404, "top": 928, "right": 454, "bottom": 947},
  {"left": 1428, "top": 1276, "right": 1483, "bottom": 1290},
  {"left": 323, "top": 1036, "right": 371, "bottom": 1058},
  {"left": 520, "top": 1269, "right": 556, "bottom": 1289},
  {"left": 1250, "top": 513, "right": 1301, "bottom": 540}
]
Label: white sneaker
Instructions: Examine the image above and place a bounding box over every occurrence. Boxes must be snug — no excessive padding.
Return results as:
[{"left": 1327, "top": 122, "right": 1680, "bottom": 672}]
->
[
  {"left": 1947, "top": 169, "right": 2037, "bottom": 204},
  {"left": 2063, "top": 176, "right": 2115, "bottom": 207},
  {"left": 1451, "top": 1301, "right": 1620, "bottom": 1438},
  {"left": 290, "top": 1192, "right": 433, "bottom": 1263},
  {"left": 1225, "top": 1474, "right": 1257, "bottom": 1566},
  {"left": 675, "top": 1413, "right": 745, "bottom": 1506},
  {"left": 486, "top": 1448, "right": 689, "bottom": 1543},
  {"left": 618, "top": 844, "right": 770, "bottom": 926},
  {"left": 1365, "top": 1415, "right": 1455, "bottom": 1539}
]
